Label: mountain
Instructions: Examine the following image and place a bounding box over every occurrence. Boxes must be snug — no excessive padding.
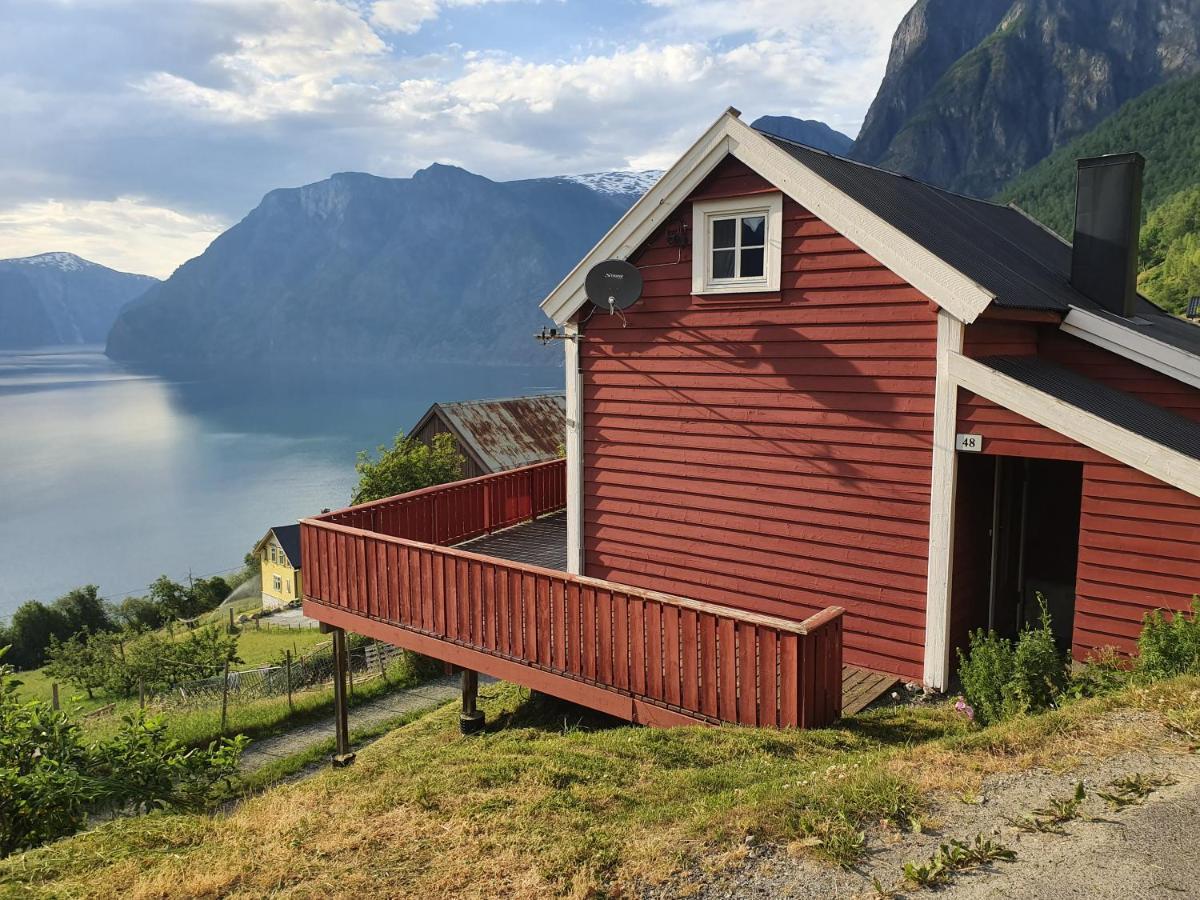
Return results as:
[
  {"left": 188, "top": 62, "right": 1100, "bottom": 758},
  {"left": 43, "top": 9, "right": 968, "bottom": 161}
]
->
[
  {"left": 999, "top": 73, "right": 1200, "bottom": 235},
  {"left": 852, "top": 0, "right": 1200, "bottom": 197},
  {"left": 749, "top": 116, "right": 853, "bottom": 155},
  {"left": 0, "top": 253, "right": 157, "bottom": 349},
  {"left": 105, "top": 165, "right": 650, "bottom": 372},
  {"left": 1000, "top": 72, "right": 1200, "bottom": 315}
]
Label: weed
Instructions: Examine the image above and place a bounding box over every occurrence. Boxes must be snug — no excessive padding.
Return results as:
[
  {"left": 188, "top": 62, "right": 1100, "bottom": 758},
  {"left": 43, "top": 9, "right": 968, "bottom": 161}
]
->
[
  {"left": 900, "top": 834, "right": 1015, "bottom": 889},
  {"left": 1097, "top": 772, "right": 1177, "bottom": 809},
  {"left": 1015, "top": 781, "right": 1086, "bottom": 833}
]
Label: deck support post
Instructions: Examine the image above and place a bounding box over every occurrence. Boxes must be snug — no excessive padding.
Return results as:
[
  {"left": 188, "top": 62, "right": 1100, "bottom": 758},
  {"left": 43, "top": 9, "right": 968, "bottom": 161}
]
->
[
  {"left": 330, "top": 626, "right": 355, "bottom": 767},
  {"left": 459, "top": 668, "right": 484, "bottom": 734}
]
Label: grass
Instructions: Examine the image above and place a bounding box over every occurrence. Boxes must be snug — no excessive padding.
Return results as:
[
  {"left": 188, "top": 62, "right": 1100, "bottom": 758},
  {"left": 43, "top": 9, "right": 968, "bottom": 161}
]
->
[{"left": 4, "top": 675, "right": 1197, "bottom": 899}]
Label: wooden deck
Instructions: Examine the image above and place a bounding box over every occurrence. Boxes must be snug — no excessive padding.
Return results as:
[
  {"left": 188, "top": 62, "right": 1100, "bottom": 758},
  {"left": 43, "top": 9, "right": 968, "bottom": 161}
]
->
[{"left": 459, "top": 509, "right": 895, "bottom": 718}]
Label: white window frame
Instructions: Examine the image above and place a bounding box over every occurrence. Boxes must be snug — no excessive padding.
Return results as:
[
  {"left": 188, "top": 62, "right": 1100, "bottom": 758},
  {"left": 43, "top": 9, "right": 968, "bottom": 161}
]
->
[
  {"left": 272, "top": 574, "right": 283, "bottom": 593},
  {"left": 691, "top": 193, "right": 783, "bottom": 295}
]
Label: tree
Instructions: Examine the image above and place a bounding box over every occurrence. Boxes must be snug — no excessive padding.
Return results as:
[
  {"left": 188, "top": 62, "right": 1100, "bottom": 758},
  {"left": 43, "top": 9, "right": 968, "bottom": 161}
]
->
[
  {"left": 352, "top": 431, "right": 465, "bottom": 504},
  {"left": 148, "top": 576, "right": 193, "bottom": 620},
  {"left": 113, "top": 595, "right": 164, "bottom": 632},
  {"left": 189, "top": 576, "right": 230, "bottom": 615},
  {"left": 4, "top": 601, "right": 69, "bottom": 670},
  {"left": 126, "top": 625, "right": 239, "bottom": 692},
  {"left": 51, "top": 585, "right": 113, "bottom": 636},
  {"left": 45, "top": 631, "right": 112, "bottom": 699}
]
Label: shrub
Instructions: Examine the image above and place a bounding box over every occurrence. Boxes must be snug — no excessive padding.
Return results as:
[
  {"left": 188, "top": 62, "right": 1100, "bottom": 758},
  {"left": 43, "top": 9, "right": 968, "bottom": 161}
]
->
[
  {"left": 1136, "top": 597, "right": 1200, "bottom": 680},
  {"left": 0, "top": 647, "right": 246, "bottom": 857},
  {"left": 957, "top": 597, "right": 1068, "bottom": 725}
]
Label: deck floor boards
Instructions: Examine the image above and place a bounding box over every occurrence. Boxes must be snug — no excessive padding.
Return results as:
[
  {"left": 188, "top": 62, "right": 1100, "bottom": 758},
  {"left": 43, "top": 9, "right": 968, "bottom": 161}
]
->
[{"left": 455, "top": 511, "right": 900, "bottom": 718}]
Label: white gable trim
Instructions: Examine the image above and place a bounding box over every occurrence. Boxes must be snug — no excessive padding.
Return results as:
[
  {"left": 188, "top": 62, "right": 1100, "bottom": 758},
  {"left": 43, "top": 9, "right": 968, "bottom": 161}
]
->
[
  {"left": 1061, "top": 306, "right": 1200, "bottom": 391},
  {"left": 949, "top": 351, "right": 1200, "bottom": 499},
  {"left": 540, "top": 110, "right": 995, "bottom": 325}
]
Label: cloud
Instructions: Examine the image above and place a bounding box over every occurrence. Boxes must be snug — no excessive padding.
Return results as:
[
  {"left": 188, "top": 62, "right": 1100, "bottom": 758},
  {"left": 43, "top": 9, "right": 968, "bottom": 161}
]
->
[
  {"left": 0, "top": 197, "right": 225, "bottom": 279},
  {"left": 0, "top": 0, "right": 911, "bottom": 275}
]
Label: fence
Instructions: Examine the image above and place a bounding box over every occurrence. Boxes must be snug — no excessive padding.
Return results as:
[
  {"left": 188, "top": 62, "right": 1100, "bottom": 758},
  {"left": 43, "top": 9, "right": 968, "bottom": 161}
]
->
[{"left": 144, "top": 638, "right": 406, "bottom": 711}]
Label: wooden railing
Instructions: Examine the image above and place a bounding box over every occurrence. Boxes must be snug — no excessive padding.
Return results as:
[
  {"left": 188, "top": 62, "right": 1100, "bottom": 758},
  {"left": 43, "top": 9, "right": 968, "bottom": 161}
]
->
[
  {"left": 301, "top": 461, "right": 844, "bottom": 728},
  {"left": 321, "top": 458, "right": 565, "bottom": 545}
]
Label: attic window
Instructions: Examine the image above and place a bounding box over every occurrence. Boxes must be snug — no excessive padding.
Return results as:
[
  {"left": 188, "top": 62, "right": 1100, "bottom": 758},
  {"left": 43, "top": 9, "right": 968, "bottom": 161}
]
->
[{"left": 692, "top": 193, "right": 782, "bottom": 295}]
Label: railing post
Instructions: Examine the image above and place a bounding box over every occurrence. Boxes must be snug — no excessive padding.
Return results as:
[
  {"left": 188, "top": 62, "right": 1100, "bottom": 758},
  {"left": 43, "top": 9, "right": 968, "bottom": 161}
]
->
[
  {"left": 527, "top": 467, "right": 535, "bottom": 521},
  {"left": 483, "top": 482, "right": 493, "bottom": 534}
]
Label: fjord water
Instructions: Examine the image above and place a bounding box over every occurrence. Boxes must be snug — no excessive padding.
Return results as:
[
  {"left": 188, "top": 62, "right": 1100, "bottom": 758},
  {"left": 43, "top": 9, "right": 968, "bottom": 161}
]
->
[{"left": 0, "top": 346, "right": 561, "bottom": 619}]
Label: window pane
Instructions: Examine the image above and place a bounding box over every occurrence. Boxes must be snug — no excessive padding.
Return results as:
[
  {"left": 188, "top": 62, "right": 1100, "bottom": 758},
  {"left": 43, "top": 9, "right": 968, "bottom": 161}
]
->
[
  {"left": 741, "top": 215, "right": 765, "bottom": 247},
  {"left": 712, "top": 248, "right": 735, "bottom": 279},
  {"left": 740, "top": 247, "right": 764, "bottom": 278},
  {"left": 712, "top": 218, "right": 736, "bottom": 249}
]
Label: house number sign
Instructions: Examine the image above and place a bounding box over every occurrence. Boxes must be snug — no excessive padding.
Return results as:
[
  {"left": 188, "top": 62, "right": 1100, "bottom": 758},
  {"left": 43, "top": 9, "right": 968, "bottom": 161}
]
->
[{"left": 955, "top": 433, "right": 983, "bottom": 453}]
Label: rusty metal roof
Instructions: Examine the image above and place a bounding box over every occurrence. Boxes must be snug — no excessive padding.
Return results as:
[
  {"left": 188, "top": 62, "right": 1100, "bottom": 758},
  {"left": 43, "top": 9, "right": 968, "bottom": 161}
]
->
[{"left": 413, "top": 394, "right": 565, "bottom": 474}]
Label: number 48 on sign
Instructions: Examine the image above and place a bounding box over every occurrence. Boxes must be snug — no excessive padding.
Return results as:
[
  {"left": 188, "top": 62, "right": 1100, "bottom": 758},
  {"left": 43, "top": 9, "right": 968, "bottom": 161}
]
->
[{"left": 956, "top": 433, "right": 982, "bottom": 453}]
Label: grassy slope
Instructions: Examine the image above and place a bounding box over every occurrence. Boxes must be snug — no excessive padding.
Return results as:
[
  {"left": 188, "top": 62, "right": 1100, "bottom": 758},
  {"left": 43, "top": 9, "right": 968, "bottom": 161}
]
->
[
  {"left": 998, "top": 73, "right": 1200, "bottom": 235},
  {"left": 4, "top": 677, "right": 1197, "bottom": 899}
]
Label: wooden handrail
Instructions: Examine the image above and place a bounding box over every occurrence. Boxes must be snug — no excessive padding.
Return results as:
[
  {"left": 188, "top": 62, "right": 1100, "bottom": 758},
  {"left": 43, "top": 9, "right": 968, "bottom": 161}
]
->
[{"left": 301, "top": 517, "right": 840, "bottom": 638}]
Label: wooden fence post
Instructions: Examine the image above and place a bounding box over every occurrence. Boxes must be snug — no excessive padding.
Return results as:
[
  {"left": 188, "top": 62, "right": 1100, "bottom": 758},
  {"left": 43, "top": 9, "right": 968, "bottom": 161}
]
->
[
  {"left": 285, "top": 649, "right": 294, "bottom": 713},
  {"left": 51, "top": 682, "right": 59, "bottom": 711},
  {"left": 377, "top": 640, "right": 386, "bottom": 682},
  {"left": 220, "top": 661, "right": 230, "bottom": 737},
  {"left": 228, "top": 607, "right": 235, "bottom": 634}
]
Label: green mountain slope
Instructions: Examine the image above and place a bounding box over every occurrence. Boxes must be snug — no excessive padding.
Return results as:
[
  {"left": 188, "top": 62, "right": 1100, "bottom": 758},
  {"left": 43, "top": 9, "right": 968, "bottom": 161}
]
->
[
  {"left": 998, "top": 73, "right": 1200, "bottom": 236},
  {"left": 999, "top": 73, "right": 1200, "bottom": 314}
]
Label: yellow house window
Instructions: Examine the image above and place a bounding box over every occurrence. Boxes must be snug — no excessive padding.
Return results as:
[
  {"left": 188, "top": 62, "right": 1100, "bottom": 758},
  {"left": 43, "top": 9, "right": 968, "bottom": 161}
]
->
[
  {"left": 286, "top": 579, "right": 292, "bottom": 594},
  {"left": 270, "top": 546, "right": 277, "bottom": 564},
  {"left": 278, "top": 552, "right": 288, "bottom": 568},
  {"left": 273, "top": 574, "right": 283, "bottom": 593}
]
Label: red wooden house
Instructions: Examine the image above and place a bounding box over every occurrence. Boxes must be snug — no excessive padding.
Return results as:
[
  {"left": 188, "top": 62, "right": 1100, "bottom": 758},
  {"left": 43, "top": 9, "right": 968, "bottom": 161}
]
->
[{"left": 300, "top": 110, "right": 1200, "bottom": 745}]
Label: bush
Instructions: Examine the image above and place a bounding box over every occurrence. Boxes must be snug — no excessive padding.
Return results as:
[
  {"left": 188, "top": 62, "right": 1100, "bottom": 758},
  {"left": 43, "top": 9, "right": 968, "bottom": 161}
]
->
[
  {"left": 1136, "top": 597, "right": 1200, "bottom": 680},
  {"left": 0, "top": 647, "right": 246, "bottom": 857},
  {"left": 957, "top": 597, "right": 1069, "bottom": 725},
  {"left": 352, "top": 431, "right": 464, "bottom": 504}
]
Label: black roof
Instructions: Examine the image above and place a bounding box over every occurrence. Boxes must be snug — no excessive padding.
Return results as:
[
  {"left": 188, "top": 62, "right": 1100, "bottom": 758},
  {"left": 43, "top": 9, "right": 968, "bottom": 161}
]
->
[
  {"left": 763, "top": 133, "right": 1200, "bottom": 358},
  {"left": 980, "top": 355, "right": 1200, "bottom": 462},
  {"left": 271, "top": 524, "right": 302, "bottom": 567}
]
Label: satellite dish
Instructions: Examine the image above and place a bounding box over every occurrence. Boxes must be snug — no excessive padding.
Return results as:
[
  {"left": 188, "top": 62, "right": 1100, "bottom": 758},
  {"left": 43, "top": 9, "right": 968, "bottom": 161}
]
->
[{"left": 585, "top": 259, "right": 643, "bottom": 313}]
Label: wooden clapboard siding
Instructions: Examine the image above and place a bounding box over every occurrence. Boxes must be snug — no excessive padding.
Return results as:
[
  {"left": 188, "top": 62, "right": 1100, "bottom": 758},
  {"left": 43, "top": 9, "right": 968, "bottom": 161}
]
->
[
  {"left": 950, "top": 321, "right": 1195, "bottom": 657},
  {"left": 579, "top": 156, "right": 937, "bottom": 678},
  {"left": 1040, "top": 331, "right": 1200, "bottom": 423}
]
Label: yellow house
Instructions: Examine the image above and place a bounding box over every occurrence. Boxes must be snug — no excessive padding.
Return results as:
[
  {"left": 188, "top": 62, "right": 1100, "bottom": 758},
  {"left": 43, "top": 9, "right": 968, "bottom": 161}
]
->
[{"left": 254, "top": 524, "right": 303, "bottom": 610}]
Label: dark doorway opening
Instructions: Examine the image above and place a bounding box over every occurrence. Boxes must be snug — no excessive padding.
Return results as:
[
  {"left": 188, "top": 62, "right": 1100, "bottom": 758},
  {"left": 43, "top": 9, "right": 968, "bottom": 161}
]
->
[{"left": 953, "top": 455, "right": 1083, "bottom": 653}]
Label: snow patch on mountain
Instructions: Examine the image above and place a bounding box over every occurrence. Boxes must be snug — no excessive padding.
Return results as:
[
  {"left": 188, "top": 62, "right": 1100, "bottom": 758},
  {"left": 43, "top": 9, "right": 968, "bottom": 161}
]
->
[
  {"left": 6, "top": 252, "right": 92, "bottom": 272},
  {"left": 558, "top": 170, "right": 664, "bottom": 197}
]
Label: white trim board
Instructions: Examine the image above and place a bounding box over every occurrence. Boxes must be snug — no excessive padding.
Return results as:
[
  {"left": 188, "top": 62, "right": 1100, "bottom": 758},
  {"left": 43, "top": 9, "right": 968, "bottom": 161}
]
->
[
  {"left": 922, "top": 311, "right": 964, "bottom": 691},
  {"left": 540, "top": 109, "right": 995, "bottom": 326},
  {"left": 1061, "top": 306, "right": 1200, "bottom": 391},
  {"left": 564, "top": 321, "right": 584, "bottom": 575},
  {"left": 949, "top": 351, "right": 1200, "bottom": 499}
]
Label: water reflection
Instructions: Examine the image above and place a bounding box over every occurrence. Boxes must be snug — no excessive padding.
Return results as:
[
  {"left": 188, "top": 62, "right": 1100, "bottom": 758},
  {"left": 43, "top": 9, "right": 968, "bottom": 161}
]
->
[{"left": 0, "top": 347, "right": 561, "bottom": 615}]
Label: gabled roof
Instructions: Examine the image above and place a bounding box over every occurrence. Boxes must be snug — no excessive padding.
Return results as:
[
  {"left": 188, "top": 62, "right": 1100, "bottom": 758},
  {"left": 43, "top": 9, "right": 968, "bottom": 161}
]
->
[
  {"left": 412, "top": 394, "right": 565, "bottom": 474},
  {"left": 255, "top": 524, "right": 301, "bottom": 567},
  {"left": 540, "top": 109, "right": 1200, "bottom": 385}
]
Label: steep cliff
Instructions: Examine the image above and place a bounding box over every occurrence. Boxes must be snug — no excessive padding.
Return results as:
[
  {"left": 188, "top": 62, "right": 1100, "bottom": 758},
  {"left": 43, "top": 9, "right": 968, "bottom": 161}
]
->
[{"left": 853, "top": 0, "right": 1200, "bottom": 196}]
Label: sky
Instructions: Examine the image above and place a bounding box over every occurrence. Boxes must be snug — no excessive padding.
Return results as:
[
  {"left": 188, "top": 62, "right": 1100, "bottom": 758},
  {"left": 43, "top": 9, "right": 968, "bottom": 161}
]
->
[{"left": 0, "top": 0, "right": 912, "bottom": 278}]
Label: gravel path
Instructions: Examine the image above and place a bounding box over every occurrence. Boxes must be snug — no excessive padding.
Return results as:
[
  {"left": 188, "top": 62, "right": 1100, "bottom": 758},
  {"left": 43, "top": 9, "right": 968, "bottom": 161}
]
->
[
  {"left": 641, "top": 708, "right": 1200, "bottom": 899},
  {"left": 239, "top": 674, "right": 462, "bottom": 773}
]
